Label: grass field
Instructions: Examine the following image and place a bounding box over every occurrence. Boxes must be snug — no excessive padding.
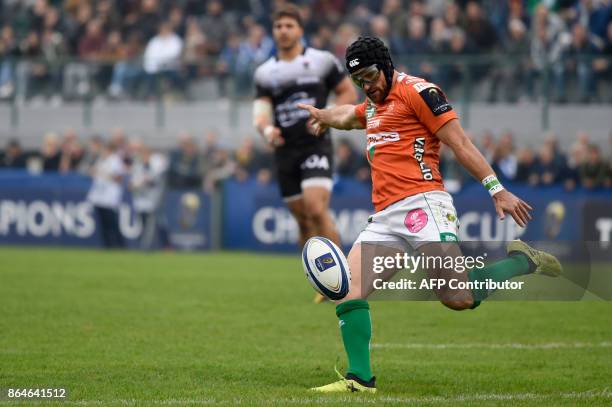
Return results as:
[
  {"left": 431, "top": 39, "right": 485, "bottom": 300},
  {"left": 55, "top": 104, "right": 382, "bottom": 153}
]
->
[{"left": 1, "top": 248, "right": 611, "bottom": 406}]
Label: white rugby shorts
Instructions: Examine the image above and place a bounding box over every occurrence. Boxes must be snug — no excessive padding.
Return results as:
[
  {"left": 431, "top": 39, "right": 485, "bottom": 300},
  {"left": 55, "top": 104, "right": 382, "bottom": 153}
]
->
[{"left": 354, "top": 190, "right": 460, "bottom": 250}]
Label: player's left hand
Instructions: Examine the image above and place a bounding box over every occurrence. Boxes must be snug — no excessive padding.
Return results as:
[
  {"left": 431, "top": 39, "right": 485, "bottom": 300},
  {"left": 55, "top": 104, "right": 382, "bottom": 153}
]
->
[{"left": 492, "top": 189, "right": 533, "bottom": 228}]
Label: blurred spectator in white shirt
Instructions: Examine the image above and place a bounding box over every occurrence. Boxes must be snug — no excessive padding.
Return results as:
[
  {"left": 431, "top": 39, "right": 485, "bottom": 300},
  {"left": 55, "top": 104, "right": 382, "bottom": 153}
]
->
[
  {"left": 129, "top": 138, "right": 169, "bottom": 250},
  {"left": 87, "top": 141, "right": 126, "bottom": 248},
  {"left": 143, "top": 22, "right": 184, "bottom": 98}
]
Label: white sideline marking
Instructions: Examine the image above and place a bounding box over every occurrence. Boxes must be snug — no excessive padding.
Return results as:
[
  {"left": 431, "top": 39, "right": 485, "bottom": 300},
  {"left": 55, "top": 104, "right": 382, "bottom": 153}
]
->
[
  {"left": 371, "top": 341, "right": 612, "bottom": 350},
  {"left": 1, "top": 390, "right": 610, "bottom": 405}
]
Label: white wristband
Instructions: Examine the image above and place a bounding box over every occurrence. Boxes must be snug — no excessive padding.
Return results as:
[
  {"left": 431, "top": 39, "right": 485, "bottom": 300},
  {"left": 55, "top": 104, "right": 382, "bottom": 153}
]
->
[
  {"left": 482, "top": 174, "right": 505, "bottom": 197},
  {"left": 263, "top": 125, "right": 275, "bottom": 143}
]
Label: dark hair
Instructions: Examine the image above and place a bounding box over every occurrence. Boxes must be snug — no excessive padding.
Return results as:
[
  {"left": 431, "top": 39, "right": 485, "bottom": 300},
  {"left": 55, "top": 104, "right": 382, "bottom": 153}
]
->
[{"left": 272, "top": 4, "right": 303, "bottom": 28}]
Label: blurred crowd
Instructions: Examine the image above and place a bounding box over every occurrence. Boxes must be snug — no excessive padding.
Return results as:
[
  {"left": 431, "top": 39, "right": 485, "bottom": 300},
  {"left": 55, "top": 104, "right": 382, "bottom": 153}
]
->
[
  {"left": 0, "top": 127, "right": 610, "bottom": 191},
  {"left": 441, "top": 129, "right": 612, "bottom": 190},
  {"left": 0, "top": 0, "right": 611, "bottom": 103}
]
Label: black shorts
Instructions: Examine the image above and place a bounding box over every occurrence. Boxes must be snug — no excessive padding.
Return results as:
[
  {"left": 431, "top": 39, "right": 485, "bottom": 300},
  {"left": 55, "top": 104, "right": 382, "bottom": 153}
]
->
[{"left": 275, "top": 142, "right": 334, "bottom": 200}]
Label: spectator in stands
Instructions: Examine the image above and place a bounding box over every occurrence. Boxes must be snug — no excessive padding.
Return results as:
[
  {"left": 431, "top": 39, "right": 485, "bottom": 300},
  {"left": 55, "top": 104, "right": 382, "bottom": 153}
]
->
[
  {"left": 87, "top": 140, "right": 126, "bottom": 248},
  {"left": 444, "top": 2, "right": 461, "bottom": 30},
  {"left": 128, "top": 138, "right": 169, "bottom": 250},
  {"left": 204, "top": 145, "right": 236, "bottom": 192},
  {"left": 201, "top": 0, "right": 232, "bottom": 58},
  {"left": 563, "top": 23, "right": 601, "bottom": 102},
  {"left": 217, "top": 33, "right": 242, "bottom": 97},
  {"left": 331, "top": 23, "right": 360, "bottom": 60},
  {"left": 429, "top": 17, "right": 450, "bottom": 52},
  {"left": 183, "top": 17, "right": 207, "bottom": 82},
  {"left": 234, "top": 24, "right": 273, "bottom": 96},
  {"left": 561, "top": 141, "right": 586, "bottom": 190},
  {"left": 346, "top": 3, "right": 373, "bottom": 35},
  {"left": 40, "top": 21, "right": 67, "bottom": 101},
  {"left": 514, "top": 146, "right": 536, "bottom": 184},
  {"left": 20, "top": 31, "right": 52, "bottom": 101},
  {"left": 168, "top": 5, "right": 187, "bottom": 38},
  {"left": 59, "top": 129, "right": 84, "bottom": 173},
  {"left": 382, "top": 0, "right": 408, "bottom": 41},
  {"left": 437, "top": 28, "right": 475, "bottom": 94},
  {"left": 368, "top": 15, "right": 394, "bottom": 52},
  {"left": 142, "top": 22, "right": 184, "bottom": 99},
  {"left": 167, "top": 133, "right": 204, "bottom": 189},
  {"left": 233, "top": 137, "right": 271, "bottom": 183},
  {"left": 479, "top": 130, "right": 496, "bottom": 163},
  {"left": 96, "top": 30, "right": 125, "bottom": 93},
  {"left": 202, "top": 130, "right": 220, "bottom": 171},
  {"left": 400, "top": 15, "right": 432, "bottom": 78},
  {"left": 530, "top": 5, "right": 570, "bottom": 102},
  {"left": 126, "top": 0, "right": 161, "bottom": 43},
  {"left": 494, "top": 18, "right": 531, "bottom": 102},
  {"left": 543, "top": 132, "right": 567, "bottom": 169},
  {"left": 78, "top": 19, "right": 106, "bottom": 60},
  {"left": 63, "top": 2, "right": 93, "bottom": 55},
  {"left": 79, "top": 135, "right": 104, "bottom": 174},
  {"left": 574, "top": 0, "right": 611, "bottom": 40},
  {"left": 108, "top": 32, "right": 144, "bottom": 99},
  {"left": 0, "top": 139, "right": 27, "bottom": 169},
  {"left": 593, "top": 21, "right": 612, "bottom": 99},
  {"left": 41, "top": 132, "right": 61, "bottom": 171},
  {"left": 532, "top": 144, "right": 564, "bottom": 186},
  {"left": 492, "top": 131, "right": 518, "bottom": 182},
  {"left": 0, "top": 26, "right": 19, "bottom": 99},
  {"left": 464, "top": 1, "right": 499, "bottom": 53},
  {"left": 580, "top": 144, "right": 608, "bottom": 189}
]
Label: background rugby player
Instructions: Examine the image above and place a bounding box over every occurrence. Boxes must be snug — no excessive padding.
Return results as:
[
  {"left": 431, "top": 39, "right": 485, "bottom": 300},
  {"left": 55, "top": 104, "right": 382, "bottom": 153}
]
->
[{"left": 253, "top": 5, "right": 357, "bottom": 302}]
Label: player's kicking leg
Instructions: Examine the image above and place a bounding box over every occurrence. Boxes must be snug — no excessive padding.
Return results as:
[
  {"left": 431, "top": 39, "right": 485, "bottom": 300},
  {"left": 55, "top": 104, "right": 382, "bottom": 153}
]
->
[
  {"left": 311, "top": 239, "right": 404, "bottom": 393},
  {"left": 311, "top": 242, "right": 376, "bottom": 393}
]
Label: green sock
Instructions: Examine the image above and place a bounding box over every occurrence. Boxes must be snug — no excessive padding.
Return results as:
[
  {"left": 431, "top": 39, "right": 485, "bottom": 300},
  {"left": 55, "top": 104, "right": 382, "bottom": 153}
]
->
[
  {"left": 336, "top": 299, "right": 372, "bottom": 382},
  {"left": 468, "top": 254, "right": 531, "bottom": 303}
]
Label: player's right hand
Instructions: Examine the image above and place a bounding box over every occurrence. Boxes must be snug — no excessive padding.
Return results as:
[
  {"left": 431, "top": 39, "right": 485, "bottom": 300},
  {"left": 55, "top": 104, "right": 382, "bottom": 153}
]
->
[
  {"left": 263, "top": 125, "right": 285, "bottom": 147},
  {"left": 298, "top": 104, "right": 327, "bottom": 136},
  {"left": 492, "top": 189, "right": 533, "bottom": 228}
]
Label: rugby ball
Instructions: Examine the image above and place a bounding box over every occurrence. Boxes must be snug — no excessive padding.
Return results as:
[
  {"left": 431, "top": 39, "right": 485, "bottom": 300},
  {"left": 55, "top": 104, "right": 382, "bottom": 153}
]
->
[{"left": 302, "top": 237, "right": 351, "bottom": 300}]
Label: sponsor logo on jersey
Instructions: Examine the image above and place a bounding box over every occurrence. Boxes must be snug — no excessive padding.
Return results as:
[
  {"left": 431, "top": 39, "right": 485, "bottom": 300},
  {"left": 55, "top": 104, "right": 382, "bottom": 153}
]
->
[
  {"left": 367, "top": 119, "right": 380, "bottom": 129},
  {"left": 276, "top": 92, "right": 316, "bottom": 128},
  {"left": 349, "top": 58, "right": 360, "bottom": 67},
  {"left": 366, "top": 132, "right": 400, "bottom": 149},
  {"left": 413, "top": 137, "right": 434, "bottom": 180},
  {"left": 300, "top": 154, "right": 330, "bottom": 170}
]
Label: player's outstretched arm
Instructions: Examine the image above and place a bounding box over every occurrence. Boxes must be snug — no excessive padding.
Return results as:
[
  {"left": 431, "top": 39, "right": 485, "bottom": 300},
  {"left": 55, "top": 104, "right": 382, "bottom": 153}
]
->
[
  {"left": 436, "top": 119, "right": 533, "bottom": 227},
  {"left": 297, "top": 104, "right": 364, "bottom": 135}
]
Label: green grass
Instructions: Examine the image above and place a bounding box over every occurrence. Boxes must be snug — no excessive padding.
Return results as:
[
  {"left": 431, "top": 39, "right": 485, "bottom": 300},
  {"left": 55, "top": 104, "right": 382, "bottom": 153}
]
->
[{"left": 0, "top": 248, "right": 611, "bottom": 406}]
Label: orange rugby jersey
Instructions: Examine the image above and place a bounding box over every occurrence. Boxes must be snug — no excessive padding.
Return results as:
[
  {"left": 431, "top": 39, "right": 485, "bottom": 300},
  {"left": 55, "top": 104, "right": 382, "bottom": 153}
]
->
[{"left": 354, "top": 73, "right": 458, "bottom": 212}]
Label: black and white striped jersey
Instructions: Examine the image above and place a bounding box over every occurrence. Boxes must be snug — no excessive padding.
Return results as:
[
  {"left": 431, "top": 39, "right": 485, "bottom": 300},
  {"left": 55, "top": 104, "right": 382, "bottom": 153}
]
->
[{"left": 254, "top": 47, "right": 346, "bottom": 148}]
